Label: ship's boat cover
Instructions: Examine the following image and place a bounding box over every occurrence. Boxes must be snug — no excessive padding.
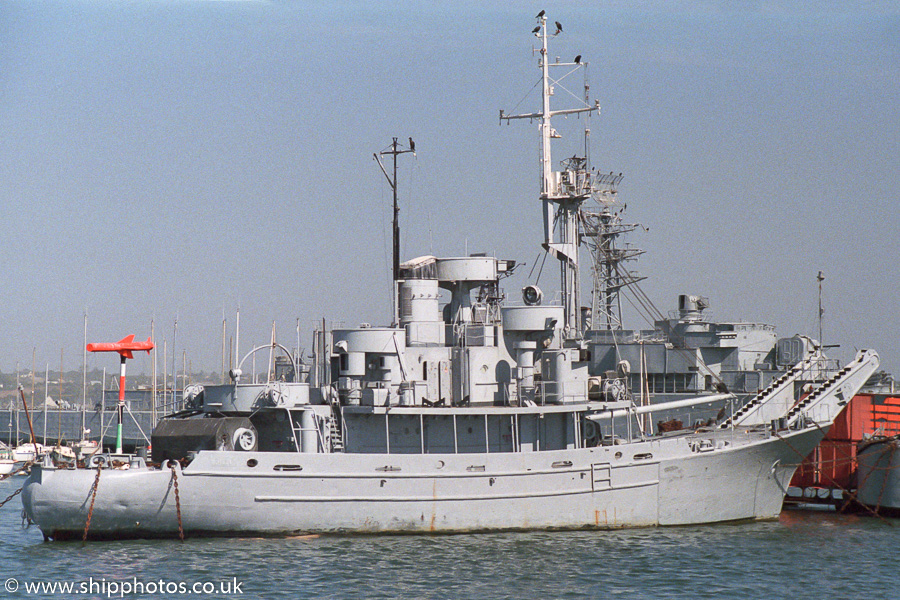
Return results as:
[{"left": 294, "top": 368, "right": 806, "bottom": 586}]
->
[{"left": 151, "top": 416, "right": 257, "bottom": 463}]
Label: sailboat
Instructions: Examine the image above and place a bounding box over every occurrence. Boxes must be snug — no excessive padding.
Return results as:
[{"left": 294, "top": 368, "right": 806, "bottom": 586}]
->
[{"left": 0, "top": 443, "right": 15, "bottom": 476}]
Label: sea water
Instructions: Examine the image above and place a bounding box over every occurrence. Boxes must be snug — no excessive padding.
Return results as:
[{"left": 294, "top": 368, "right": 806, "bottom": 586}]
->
[{"left": 0, "top": 478, "right": 894, "bottom": 599}]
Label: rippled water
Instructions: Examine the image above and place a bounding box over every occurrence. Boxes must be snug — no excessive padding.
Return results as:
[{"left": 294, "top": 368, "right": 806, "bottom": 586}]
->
[{"left": 0, "top": 478, "right": 894, "bottom": 599}]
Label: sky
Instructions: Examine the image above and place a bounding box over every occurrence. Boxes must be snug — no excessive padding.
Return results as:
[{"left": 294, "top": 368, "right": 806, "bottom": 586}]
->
[{"left": 1, "top": 1, "right": 897, "bottom": 379}]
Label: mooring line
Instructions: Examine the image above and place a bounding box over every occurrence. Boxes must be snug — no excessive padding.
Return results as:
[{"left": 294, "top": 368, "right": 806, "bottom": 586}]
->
[
  {"left": 82, "top": 465, "right": 102, "bottom": 544},
  {"left": 774, "top": 430, "right": 893, "bottom": 526},
  {"left": 170, "top": 462, "right": 185, "bottom": 542}
]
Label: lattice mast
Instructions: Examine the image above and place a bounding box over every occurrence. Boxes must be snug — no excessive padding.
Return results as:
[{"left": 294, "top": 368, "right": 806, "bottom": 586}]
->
[{"left": 580, "top": 181, "right": 645, "bottom": 330}]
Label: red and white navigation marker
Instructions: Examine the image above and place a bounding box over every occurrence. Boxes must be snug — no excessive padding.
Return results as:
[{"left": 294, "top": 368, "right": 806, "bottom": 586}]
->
[{"left": 86, "top": 335, "right": 154, "bottom": 454}]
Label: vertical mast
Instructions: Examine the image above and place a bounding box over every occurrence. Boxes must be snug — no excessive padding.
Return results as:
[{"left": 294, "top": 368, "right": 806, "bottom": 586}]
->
[
  {"left": 116, "top": 355, "right": 126, "bottom": 452},
  {"left": 296, "top": 317, "right": 301, "bottom": 374},
  {"left": 506, "top": 16, "right": 643, "bottom": 333},
  {"left": 101, "top": 368, "right": 106, "bottom": 447},
  {"left": 151, "top": 319, "right": 157, "bottom": 423},
  {"left": 235, "top": 307, "right": 240, "bottom": 378},
  {"left": 221, "top": 311, "right": 227, "bottom": 384},
  {"left": 392, "top": 139, "right": 400, "bottom": 283},
  {"left": 162, "top": 340, "right": 167, "bottom": 410},
  {"left": 539, "top": 17, "right": 554, "bottom": 242},
  {"left": 30, "top": 348, "right": 35, "bottom": 423},
  {"left": 374, "top": 138, "right": 416, "bottom": 324},
  {"left": 172, "top": 316, "right": 177, "bottom": 407},
  {"left": 817, "top": 271, "right": 825, "bottom": 347},
  {"left": 43, "top": 364, "right": 48, "bottom": 444},
  {"left": 82, "top": 312, "right": 87, "bottom": 437},
  {"left": 57, "top": 350, "right": 62, "bottom": 443},
  {"left": 501, "top": 14, "right": 598, "bottom": 335}
]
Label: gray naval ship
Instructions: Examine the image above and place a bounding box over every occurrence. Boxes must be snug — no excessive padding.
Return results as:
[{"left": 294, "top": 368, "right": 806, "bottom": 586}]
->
[{"left": 22, "top": 15, "right": 880, "bottom": 539}]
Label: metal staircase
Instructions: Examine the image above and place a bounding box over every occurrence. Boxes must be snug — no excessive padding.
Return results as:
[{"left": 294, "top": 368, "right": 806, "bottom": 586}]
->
[
  {"left": 329, "top": 402, "right": 345, "bottom": 453},
  {"left": 719, "top": 353, "right": 821, "bottom": 429},
  {"left": 720, "top": 349, "right": 880, "bottom": 430},
  {"left": 782, "top": 348, "right": 880, "bottom": 426}
]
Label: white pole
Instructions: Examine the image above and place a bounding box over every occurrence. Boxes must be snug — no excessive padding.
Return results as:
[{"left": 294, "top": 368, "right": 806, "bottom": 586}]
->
[
  {"left": 82, "top": 312, "right": 87, "bottom": 438},
  {"left": 151, "top": 319, "right": 157, "bottom": 423},
  {"left": 267, "top": 321, "right": 275, "bottom": 382},
  {"left": 600, "top": 394, "right": 736, "bottom": 419},
  {"left": 43, "top": 364, "right": 48, "bottom": 444},
  {"left": 181, "top": 350, "right": 187, "bottom": 409},
  {"left": 235, "top": 307, "right": 241, "bottom": 372},
  {"left": 172, "top": 316, "right": 178, "bottom": 411},
  {"left": 222, "top": 311, "right": 227, "bottom": 384},
  {"left": 162, "top": 339, "right": 168, "bottom": 413},
  {"left": 101, "top": 368, "right": 106, "bottom": 450}
]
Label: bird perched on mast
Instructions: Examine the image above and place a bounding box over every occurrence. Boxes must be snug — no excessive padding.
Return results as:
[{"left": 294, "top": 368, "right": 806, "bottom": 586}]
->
[
  {"left": 535, "top": 10, "right": 545, "bottom": 19},
  {"left": 554, "top": 21, "right": 563, "bottom": 35},
  {"left": 532, "top": 25, "right": 541, "bottom": 34},
  {"left": 574, "top": 54, "right": 581, "bottom": 64}
]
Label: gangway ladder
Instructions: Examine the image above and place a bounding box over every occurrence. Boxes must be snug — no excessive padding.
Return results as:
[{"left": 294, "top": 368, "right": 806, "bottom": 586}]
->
[
  {"left": 289, "top": 408, "right": 332, "bottom": 454},
  {"left": 719, "top": 352, "right": 821, "bottom": 429},
  {"left": 781, "top": 349, "right": 880, "bottom": 427},
  {"left": 329, "top": 400, "right": 345, "bottom": 453}
]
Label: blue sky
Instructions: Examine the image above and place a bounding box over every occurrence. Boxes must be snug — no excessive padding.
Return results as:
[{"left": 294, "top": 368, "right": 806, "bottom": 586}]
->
[{"left": 1, "top": 1, "right": 897, "bottom": 378}]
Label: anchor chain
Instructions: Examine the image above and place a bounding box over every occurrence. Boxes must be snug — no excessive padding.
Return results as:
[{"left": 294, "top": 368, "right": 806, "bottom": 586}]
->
[
  {"left": 807, "top": 420, "right": 899, "bottom": 522},
  {"left": 0, "top": 461, "right": 36, "bottom": 512},
  {"left": 82, "top": 465, "right": 102, "bottom": 543},
  {"left": 870, "top": 440, "right": 896, "bottom": 515},
  {"left": 0, "top": 461, "right": 34, "bottom": 482},
  {"left": 170, "top": 463, "right": 184, "bottom": 542},
  {"left": 0, "top": 486, "right": 24, "bottom": 509}
]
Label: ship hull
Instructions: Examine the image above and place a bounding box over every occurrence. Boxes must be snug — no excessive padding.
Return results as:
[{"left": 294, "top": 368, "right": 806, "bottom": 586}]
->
[
  {"left": 22, "top": 426, "right": 822, "bottom": 539},
  {"left": 856, "top": 437, "right": 900, "bottom": 513}
]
